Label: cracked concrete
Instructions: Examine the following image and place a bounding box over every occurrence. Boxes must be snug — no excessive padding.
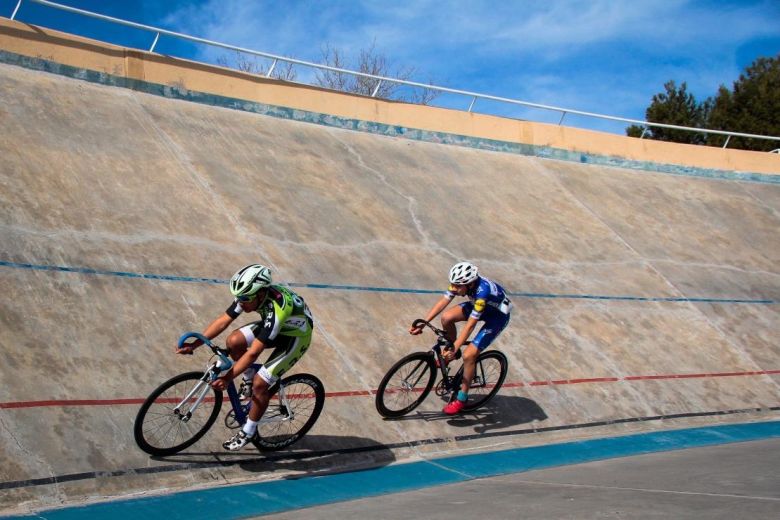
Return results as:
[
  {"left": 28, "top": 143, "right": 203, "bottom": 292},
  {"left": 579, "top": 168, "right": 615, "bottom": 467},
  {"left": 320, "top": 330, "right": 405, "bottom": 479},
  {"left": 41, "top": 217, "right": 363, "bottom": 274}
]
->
[{"left": 0, "top": 35, "right": 779, "bottom": 516}]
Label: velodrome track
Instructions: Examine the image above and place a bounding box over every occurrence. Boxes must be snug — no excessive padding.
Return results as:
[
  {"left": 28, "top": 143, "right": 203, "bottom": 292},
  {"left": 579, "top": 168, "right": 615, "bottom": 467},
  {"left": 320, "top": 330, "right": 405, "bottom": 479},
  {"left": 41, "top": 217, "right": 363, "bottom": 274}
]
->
[{"left": 0, "top": 18, "right": 778, "bottom": 518}]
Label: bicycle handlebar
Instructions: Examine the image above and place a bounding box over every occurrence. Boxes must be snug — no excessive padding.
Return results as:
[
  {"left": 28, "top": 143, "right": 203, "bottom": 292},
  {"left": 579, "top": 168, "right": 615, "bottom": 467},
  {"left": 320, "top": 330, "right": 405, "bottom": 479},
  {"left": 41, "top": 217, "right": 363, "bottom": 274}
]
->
[
  {"left": 177, "top": 331, "right": 214, "bottom": 349},
  {"left": 177, "top": 331, "right": 233, "bottom": 379},
  {"left": 412, "top": 319, "right": 462, "bottom": 356},
  {"left": 412, "top": 319, "right": 449, "bottom": 340}
]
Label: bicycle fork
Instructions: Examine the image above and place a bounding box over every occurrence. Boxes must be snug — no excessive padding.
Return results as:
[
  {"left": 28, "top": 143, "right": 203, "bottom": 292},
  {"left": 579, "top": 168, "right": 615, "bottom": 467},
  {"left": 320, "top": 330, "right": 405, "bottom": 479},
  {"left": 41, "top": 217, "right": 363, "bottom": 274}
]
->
[{"left": 174, "top": 376, "right": 212, "bottom": 422}]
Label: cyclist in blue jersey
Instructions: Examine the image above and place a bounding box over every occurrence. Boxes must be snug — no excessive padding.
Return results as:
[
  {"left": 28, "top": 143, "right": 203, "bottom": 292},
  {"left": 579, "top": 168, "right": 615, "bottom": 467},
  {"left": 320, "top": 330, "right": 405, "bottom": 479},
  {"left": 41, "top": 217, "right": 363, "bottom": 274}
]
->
[
  {"left": 410, "top": 261, "right": 512, "bottom": 415},
  {"left": 175, "top": 264, "right": 314, "bottom": 451}
]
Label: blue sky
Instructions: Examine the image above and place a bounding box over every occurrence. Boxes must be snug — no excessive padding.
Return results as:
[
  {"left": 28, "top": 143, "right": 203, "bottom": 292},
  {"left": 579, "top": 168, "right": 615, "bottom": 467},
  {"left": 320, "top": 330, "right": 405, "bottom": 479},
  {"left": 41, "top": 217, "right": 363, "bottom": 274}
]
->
[{"left": 4, "top": 0, "right": 779, "bottom": 135}]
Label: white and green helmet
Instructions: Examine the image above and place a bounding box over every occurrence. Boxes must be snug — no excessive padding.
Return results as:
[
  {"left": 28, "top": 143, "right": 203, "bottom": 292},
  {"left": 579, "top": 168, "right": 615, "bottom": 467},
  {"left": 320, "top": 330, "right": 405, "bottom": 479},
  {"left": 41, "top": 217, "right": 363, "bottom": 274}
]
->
[{"left": 229, "top": 264, "right": 272, "bottom": 299}]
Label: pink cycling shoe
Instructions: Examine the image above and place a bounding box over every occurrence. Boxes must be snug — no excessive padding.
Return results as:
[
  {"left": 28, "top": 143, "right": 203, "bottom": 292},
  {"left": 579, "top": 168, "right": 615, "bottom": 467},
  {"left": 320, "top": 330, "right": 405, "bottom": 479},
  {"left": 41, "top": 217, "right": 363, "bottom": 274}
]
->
[{"left": 443, "top": 399, "right": 465, "bottom": 415}]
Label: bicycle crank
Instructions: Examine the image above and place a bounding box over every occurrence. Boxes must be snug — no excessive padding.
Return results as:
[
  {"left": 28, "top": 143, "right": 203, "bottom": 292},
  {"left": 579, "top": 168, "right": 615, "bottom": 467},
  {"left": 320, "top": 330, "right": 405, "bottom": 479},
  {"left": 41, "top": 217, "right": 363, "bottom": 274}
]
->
[
  {"left": 434, "top": 379, "right": 449, "bottom": 397},
  {"left": 224, "top": 410, "right": 241, "bottom": 429}
]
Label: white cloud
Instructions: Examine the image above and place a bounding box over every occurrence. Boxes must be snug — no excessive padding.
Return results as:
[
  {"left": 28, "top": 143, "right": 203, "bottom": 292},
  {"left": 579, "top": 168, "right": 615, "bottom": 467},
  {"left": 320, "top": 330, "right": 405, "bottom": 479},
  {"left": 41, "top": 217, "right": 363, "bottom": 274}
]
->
[{"left": 157, "top": 0, "right": 779, "bottom": 132}]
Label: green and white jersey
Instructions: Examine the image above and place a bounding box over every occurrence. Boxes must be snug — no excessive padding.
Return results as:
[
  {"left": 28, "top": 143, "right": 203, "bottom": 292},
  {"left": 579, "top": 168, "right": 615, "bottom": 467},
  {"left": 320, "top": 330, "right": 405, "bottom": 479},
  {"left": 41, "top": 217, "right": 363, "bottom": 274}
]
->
[{"left": 226, "top": 285, "right": 313, "bottom": 341}]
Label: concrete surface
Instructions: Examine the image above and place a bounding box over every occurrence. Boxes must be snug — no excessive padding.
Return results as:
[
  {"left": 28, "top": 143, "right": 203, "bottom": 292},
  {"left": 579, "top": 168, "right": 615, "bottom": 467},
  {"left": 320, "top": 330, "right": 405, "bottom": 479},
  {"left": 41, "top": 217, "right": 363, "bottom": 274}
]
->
[
  {"left": 259, "top": 438, "right": 780, "bottom": 519},
  {"left": 0, "top": 19, "right": 778, "bottom": 517}
]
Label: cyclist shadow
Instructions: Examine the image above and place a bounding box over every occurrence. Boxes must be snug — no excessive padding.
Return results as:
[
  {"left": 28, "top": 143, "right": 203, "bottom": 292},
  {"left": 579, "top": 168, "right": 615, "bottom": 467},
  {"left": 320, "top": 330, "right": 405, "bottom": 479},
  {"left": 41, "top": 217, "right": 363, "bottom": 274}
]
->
[
  {"left": 445, "top": 395, "right": 548, "bottom": 434},
  {"left": 150, "top": 434, "right": 396, "bottom": 477},
  {"left": 389, "top": 394, "right": 548, "bottom": 434}
]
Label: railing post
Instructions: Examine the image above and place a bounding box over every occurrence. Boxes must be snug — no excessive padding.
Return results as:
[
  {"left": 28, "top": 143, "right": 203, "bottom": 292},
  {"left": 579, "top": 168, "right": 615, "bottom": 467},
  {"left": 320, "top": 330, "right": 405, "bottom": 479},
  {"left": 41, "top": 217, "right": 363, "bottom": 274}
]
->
[
  {"left": 722, "top": 135, "right": 731, "bottom": 149},
  {"left": 371, "top": 80, "right": 383, "bottom": 98},
  {"left": 149, "top": 32, "right": 160, "bottom": 52},
  {"left": 558, "top": 111, "right": 567, "bottom": 125},
  {"left": 266, "top": 59, "right": 277, "bottom": 78},
  {"left": 10, "top": 0, "right": 23, "bottom": 20},
  {"left": 640, "top": 127, "right": 648, "bottom": 139},
  {"left": 468, "top": 96, "right": 477, "bottom": 113}
]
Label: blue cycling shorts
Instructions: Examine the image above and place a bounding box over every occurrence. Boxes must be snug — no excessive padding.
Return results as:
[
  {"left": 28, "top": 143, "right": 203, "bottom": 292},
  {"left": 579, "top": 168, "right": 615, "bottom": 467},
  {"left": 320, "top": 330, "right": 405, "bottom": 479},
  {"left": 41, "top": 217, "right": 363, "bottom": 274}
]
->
[{"left": 458, "top": 302, "right": 511, "bottom": 351}]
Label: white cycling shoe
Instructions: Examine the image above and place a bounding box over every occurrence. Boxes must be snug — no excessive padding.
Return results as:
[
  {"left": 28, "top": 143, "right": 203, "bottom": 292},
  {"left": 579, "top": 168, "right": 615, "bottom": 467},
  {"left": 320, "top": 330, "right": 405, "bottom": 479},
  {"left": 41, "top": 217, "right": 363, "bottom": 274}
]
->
[{"left": 223, "top": 430, "right": 254, "bottom": 451}]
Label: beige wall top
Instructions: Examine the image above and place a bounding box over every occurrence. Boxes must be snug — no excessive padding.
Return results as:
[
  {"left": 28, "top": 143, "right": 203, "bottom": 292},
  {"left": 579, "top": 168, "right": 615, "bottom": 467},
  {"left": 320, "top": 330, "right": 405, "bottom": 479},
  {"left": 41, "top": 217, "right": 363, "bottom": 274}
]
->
[{"left": 1, "top": 17, "right": 778, "bottom": 176}]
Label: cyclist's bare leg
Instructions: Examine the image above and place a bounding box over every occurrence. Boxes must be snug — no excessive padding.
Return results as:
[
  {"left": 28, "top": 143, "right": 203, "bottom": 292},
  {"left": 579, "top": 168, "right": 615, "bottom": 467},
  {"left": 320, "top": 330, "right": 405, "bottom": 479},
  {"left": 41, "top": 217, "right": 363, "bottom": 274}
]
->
[
  {"left": 225, "top": 330, "right": 249, "bottom": 361},
  {"left": 248, "top": 376, "right": 271, "bottom": 421},
  {"left": 460, "top": 343, "right": 479, "bottom": 394},
  {"left": 440, "top": 305, "right": 468, "bottom": 343}
]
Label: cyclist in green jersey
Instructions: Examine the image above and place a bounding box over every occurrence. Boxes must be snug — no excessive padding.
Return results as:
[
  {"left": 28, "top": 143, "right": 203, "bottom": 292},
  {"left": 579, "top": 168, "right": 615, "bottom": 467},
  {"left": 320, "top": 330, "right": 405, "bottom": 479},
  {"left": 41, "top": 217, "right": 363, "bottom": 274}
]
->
[{"left": 175, "top": 264, "right": 314, "bottom": 451}]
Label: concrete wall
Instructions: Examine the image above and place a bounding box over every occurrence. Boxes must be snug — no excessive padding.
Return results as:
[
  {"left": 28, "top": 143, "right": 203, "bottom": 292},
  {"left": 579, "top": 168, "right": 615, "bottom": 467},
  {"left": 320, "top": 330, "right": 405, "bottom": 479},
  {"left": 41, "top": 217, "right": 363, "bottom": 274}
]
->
[
  {"left": 0, "top": 18, "right": 778, "bottom": 515},
  {"left": 2, "top": 18, "right": 779, "bottom": 177}
]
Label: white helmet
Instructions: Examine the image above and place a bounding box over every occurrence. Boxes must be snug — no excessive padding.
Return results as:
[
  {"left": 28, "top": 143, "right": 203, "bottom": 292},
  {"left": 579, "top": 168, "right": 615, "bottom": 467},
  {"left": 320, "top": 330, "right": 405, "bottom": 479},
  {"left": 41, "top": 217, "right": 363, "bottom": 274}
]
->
[
  {"left": 229, "top": 264, "right": 272, "bottom": 299},
  {"left": 449, "top": 261, "right": 479, "bottom": 285}
]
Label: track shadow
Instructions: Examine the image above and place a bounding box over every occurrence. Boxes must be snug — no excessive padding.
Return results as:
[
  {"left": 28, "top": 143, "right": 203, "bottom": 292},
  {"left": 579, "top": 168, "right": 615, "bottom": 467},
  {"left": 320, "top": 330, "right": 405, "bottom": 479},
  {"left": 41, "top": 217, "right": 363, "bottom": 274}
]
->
[
  {"left": 382, "top": 394, "right": 547, "bottom": 433},
  {"left": 444, "top": 395, "right": 548, "bottom": 433},
  {"left": 150, "top": 434, "right": 395, "bottom": 477}
]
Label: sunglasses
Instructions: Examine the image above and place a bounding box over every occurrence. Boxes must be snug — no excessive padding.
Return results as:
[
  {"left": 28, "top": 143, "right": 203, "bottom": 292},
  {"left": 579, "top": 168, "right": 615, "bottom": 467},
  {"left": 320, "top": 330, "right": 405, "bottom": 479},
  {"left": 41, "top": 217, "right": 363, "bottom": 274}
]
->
[{"left": 237, "top": 288, "right": 267, "bottom": 302}]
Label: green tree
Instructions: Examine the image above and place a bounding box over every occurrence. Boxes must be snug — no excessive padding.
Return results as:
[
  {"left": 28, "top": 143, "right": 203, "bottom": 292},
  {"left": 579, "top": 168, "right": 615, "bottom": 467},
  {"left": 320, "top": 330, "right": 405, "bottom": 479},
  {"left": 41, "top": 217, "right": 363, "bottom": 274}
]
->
[
  {"left": 626, "top": 80, "right": 708, "bottom": 144},
  {"left": 705, "top": 54, "right": 780, "bottom": 151}
]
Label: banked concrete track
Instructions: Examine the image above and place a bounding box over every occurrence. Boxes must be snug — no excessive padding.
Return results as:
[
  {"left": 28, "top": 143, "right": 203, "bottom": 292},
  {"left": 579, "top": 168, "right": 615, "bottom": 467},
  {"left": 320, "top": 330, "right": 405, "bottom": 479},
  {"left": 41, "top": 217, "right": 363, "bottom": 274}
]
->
[{"left": 0, "top": 18, "right": 778, "bottom": 516}]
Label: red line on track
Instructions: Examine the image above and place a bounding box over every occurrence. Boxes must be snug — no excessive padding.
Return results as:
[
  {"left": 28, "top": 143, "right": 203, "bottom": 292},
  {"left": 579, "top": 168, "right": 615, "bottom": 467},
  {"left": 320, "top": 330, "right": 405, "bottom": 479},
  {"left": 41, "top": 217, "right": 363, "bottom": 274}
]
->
[{"left": 1, "top": 369, "right": 777, "bottom": 409}]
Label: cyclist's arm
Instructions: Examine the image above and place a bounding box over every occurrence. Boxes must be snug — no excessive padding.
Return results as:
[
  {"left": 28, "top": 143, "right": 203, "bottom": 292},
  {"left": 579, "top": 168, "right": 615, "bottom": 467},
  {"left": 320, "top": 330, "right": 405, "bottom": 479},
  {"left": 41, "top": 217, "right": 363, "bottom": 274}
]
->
[
  {"left": 410, "top": 295, "right": 452, "bottom": 334},
  {"left": 225, "top": 338, "right": 266, "bottom": 379},
  {"left": 424, "top": 295, "right": 453, "bottom": 322},
  {"left": 176, "top": 313, "right": 234, "bottom": 354},
  {"left": 201, "top": 313, "right": 234, "bottom": 342}
]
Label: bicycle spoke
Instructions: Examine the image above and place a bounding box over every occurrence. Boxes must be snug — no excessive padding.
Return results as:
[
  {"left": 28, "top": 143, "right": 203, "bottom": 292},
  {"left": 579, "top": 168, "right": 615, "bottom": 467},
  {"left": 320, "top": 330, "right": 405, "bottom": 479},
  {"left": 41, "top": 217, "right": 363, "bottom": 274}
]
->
[
  {"left": 258, "top": 380, "right": 315, "bottom": 443},
  {"left": 462, "top": 352, "right": 507, "bottom": 411},
  {"left": 376, "top": 352, "right": 435, "bottom": 417},
  {"left": 134, "top": 372, "right": 223, "bottom": 456},
  {"left": 251, "top": 375, "right": 324, "bottom": 451}
]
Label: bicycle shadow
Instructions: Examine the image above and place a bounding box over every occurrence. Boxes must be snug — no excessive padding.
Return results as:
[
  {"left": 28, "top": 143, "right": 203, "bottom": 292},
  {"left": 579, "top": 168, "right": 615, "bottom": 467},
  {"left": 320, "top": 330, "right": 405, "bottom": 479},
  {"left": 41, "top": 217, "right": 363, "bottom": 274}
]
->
[
  {"left": 383, "top": 394, "right": 547, "bottom": 434},
  {"left": 150, "top": 434, "right": 396, "bottom": 477}
]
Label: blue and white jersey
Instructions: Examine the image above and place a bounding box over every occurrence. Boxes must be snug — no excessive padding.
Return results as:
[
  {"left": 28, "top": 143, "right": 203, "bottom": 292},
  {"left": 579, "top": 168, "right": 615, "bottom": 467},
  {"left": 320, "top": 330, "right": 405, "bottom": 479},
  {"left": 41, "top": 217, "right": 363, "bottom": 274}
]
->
[{"left": 445, "top": 276, "right": 513, "bottom": 320}]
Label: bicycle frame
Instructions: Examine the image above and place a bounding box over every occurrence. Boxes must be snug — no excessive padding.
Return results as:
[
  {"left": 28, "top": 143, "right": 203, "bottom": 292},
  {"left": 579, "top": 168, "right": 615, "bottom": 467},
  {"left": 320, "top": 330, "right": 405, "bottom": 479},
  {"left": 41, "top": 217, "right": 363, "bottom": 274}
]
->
[
  {"left": 412, "top": 320, "right": 462, "bottom": 393},
  {"left": 416, "top": 320, "right": 495, "bottom": 395},
  {"left": 176, "top": 332, "right": 296, "bottom": 427}
]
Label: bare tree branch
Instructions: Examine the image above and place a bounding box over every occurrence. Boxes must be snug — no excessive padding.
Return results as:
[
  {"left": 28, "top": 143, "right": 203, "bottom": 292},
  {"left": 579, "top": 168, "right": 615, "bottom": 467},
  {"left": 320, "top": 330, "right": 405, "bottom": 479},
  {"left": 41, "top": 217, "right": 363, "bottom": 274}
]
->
[
  {"left": 315, "top": 40, "right": 440, "bottom": 105},
  {"left": 216, "top": 51, "right": 297, "bottom": 81}
]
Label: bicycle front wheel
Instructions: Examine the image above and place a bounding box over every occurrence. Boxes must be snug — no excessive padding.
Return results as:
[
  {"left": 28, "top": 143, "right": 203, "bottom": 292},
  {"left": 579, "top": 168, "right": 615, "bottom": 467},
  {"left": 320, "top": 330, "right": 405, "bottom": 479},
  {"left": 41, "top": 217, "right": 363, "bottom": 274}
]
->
[
  {"left": 255, "top": 373, "right": 325, "bottom": 451},
  {"left": 134, "top": 371, "right": 223, "bottom": 456},
  {"left": 375, "top": 352, "right": 436, "bottom": 418},
  {"left": 462, "top": 350, "right": 508, "bottom": 411}
]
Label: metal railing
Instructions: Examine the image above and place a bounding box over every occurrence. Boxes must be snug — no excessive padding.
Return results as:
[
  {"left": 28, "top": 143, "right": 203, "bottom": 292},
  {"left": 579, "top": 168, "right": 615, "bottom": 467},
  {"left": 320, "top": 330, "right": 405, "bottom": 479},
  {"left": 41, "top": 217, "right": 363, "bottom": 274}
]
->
[{"left": 9, "top": 0, "right": 780, "bottom": 151}]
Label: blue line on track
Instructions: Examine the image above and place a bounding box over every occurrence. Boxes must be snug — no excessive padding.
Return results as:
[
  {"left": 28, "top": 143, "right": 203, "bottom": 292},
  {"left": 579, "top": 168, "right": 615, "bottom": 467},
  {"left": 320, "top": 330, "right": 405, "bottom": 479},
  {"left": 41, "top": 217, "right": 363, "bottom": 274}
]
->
[
  {"left": 0, "top": 260, "right": 775, "bottom": 304},
  {"left": 5, "top": 421, "right": 779, "bottom": 520}
]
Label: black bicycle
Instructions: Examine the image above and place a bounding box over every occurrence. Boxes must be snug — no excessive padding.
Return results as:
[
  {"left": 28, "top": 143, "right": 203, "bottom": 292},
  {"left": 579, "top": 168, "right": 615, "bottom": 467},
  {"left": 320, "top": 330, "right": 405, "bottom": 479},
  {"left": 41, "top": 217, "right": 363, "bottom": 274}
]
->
[
  {"left": 134, "top": 332, "right": 325, "bottom": 456},
  {"left": 375, "top": 319, "right": 508, "bottom": 418}
]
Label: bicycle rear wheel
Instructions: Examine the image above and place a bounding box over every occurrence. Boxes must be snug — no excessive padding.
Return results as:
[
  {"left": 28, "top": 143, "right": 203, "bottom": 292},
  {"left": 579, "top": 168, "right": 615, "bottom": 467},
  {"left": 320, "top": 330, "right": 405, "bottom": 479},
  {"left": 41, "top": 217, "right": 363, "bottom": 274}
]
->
[
  {"left": 462, "top": 350, "right": 508, "bottom": 411},
  {"left": 255, "top": 373, "right": 325, "bottom": 451},
  {"left": 375, "top": 352, "right": 436, "bottom": 418},
  {"left": 134, "top": 371, "right": 223, "bottom": 456}
]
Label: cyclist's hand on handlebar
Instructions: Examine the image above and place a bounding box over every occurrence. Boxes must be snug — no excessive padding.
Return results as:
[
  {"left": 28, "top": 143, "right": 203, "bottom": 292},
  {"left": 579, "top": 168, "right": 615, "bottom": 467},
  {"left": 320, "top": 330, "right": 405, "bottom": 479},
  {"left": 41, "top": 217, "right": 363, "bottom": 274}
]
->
[
  {"left": 175, "top": 344, "right": 195, "bottom": 355},
  {"left": 409, "top": 320, "right": 425, "bottom": 336},
  {"left": 210, "top": 376, "right": 228, "bottom": 391},
  {"left": 175, "top": 338, "right": 202, "bottom": 355},
  {"left": 176, "top": 337, "right": 204, "bottom": 355}
]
